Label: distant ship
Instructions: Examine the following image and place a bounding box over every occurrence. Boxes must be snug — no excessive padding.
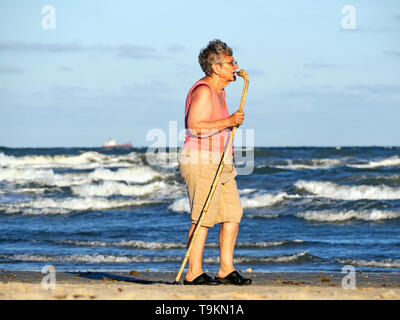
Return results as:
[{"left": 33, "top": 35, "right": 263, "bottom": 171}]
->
[{"left": 102, "top": 138, "right": 133, "bottom": 149}]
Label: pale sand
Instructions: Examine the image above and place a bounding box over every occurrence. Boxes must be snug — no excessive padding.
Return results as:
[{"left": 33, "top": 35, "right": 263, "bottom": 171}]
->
[{"left": 0, "top": 271, "right": 399, "bottom": 300}]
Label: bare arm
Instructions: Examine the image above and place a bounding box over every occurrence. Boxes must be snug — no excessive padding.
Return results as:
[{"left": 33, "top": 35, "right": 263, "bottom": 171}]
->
[{"left": 187, "top": 85, "right": 244, "bottom": 138}]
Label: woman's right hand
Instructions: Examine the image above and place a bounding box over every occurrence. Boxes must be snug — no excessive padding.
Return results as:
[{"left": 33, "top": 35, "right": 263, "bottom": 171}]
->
[{"left": 229, "top": 111, "right": 245, "bottom": 127}]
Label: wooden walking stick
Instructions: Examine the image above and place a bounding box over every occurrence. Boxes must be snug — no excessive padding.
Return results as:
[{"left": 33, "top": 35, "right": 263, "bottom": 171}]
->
[{"left": 174, "top": 69, "right": 249, "bottom": 284}]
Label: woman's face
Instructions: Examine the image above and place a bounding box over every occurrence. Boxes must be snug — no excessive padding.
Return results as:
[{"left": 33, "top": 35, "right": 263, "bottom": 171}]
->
[{"left": 215, "top": 55, "right": 239, "bottom": 82}]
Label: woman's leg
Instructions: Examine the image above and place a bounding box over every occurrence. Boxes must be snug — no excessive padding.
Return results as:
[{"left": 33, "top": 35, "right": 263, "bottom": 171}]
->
[
  {"left": 185, "top": 223, "right": 209, "bottom": 281},
  {"left": 217, "top": 221, "right": 239, "bottom": 278}
]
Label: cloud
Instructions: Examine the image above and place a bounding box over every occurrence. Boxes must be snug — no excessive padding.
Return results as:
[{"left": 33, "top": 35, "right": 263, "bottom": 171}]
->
[
  {"left": 245, "top": 68, "right": 265, "bottom": 76},
  {"left": 165, "top": 44, "right": 186, "bottom": 53},
  {"left": 49, "top": 86, "right": 87, "bottom": 99},
  {"left": 0, "top": 41, "right": 162, "bottom": 59},
  {"left": 116, "top": 44, "right": 159, "bottom": 59},
  {"left": 346, "top": 84, "right": 400, "bottom": 96},
  {"left": 0, "top": 64, "right": 24, "bottom": 73},
  {"left": 122, "top": 81, "right": 173, "bottom": 93},
  {"left": 0, "top": 41, "right": 86, "bottom": 52},
  {"left": 303, "top": 62, "right": 335, "bottom": 69},
  {"left": 383, "top": 50, "right": 400, "bottom": 58},
  {"left": 58, "top": 66, "right": 73, "bottom": 72}
]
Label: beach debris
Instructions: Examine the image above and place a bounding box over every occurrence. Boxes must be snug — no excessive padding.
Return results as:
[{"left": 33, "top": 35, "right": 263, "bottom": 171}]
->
[
  {"left": 129, "top": 270, "right": 140, "bottom": 275},
  {"left": 246, "top": 268, "right": 253, "bottom": 273},
  {"left": 281, "top": 280, "right": 310, "bottom": 286},
  {"left": 54, "top": 295, "right": 67, "bottom": 299},
  {"left": 275, "top": 277, "right": 285, "bottom": 282},
  {"left": 317, "top": 275, "right": 330, "bottom": 282},
  {"left": 118, "top": 288, "right": 123, "bottom": 292},
  {"left": 145, "top": 269, "right": 150, "bottom": 272}
]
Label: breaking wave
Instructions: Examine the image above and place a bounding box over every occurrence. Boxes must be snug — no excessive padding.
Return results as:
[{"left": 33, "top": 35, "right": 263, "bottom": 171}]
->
[
  {"left": 0, "top": 197, "right": 158, "bottom": 215},
  {"left": 71, "top": 180, "right": 184, "bottom": 198},
  {"left": 348, "top": 156, "right": 400, "bottom": 169},
  {"left": 338, "top": 258, "right": 400, "bottom": 269},
  {"left": 168, "top": 192, "right": 287, "bottom": 213},
  {"left": 88, "top": 166, "right": 171, "bottom": 183},
  {"left": 55, "top": 239, "right": 303, "bottom": 249},
  {"left": 204, "top": 252, "right": 322, "bottom": 264},
  {"left": 240, "top": 192, "right": 287, "bottom": 208},
  {"left": 2, "top": 251, "right": 319, "bottom": 265},
  {"left": 0, "top": 165, "right": 171, "bottom": 187},
  {"left": 294, "top": 180, "right": 400, "bottom": 200},
  {"left": 1, "top": 253, "right": 182, "bottom": 263},
  {"left": 269, "top": 158, "right": 343, "bottom": 170},
  {"left": 0, "top": 151, "right": 141, "bottom": 169},
  {"left": 296, "top": 210, "right": 400, "bottom": 222}
]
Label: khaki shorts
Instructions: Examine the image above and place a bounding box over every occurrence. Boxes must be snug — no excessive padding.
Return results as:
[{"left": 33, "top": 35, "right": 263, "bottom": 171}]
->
[{"left": 179, "top": 149, "right": 243, "bottom": 228}]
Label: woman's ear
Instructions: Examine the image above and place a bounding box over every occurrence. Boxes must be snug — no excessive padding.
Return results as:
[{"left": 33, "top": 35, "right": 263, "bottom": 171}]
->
[{"left": 211, "top": 63, "right": 221, "bottom": 76}]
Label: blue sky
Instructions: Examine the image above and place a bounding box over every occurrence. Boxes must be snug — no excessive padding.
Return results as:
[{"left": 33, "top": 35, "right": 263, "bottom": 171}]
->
[{"left": 0, "top": 0, "right": 399, "bottom": 147}]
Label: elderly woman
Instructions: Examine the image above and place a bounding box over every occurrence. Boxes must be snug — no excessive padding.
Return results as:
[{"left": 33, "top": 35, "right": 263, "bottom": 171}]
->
[{"left": 179, "top": 39, "right": 251, "bottom": 285}]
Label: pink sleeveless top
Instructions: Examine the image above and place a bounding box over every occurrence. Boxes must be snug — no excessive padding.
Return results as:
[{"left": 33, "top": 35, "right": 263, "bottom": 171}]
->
[{"left": 183, "top": 80, "right": 232, "bottom": 154}]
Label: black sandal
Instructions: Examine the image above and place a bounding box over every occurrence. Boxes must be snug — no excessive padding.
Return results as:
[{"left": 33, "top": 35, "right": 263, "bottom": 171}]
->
[
  {"left": 183, "top": 273, "right": 222, "bottom": 285},
  {"left": 215, "top": 271, "right": 252, "bottom": 285}
]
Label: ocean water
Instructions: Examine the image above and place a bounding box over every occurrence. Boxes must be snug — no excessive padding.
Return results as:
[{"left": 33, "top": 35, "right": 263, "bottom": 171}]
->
[{"left": 0, "top": 146, "right": 399, "bottom": 273}]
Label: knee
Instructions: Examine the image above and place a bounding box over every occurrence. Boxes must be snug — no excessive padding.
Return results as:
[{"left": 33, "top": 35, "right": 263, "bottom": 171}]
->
[{"left": 221, "top": 221, "right": 239, "bottom": 233}]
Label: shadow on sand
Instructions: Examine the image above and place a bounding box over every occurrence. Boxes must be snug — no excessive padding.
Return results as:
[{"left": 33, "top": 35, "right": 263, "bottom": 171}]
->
[{"left": 72, "top": 272, "right": 173, "bottom": 285}]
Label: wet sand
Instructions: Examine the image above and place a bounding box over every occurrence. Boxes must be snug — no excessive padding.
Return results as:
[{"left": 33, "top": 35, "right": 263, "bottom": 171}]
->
[{"left": 0, "top": 270, "right": 399, "bottom": 300}]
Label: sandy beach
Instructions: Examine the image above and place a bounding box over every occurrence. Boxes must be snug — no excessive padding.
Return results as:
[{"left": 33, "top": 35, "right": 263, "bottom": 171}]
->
[{"left": 1, "top": 270, "right": 399, "bottom": 300}]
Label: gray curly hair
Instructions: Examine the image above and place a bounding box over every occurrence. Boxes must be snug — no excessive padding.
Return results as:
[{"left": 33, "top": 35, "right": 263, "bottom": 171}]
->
[{"left": 198, "top": 39, "right": 233, "bottom": 76}]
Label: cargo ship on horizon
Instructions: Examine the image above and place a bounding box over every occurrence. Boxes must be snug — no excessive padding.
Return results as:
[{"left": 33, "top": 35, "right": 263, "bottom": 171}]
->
[{"left": 102, "top": 138, "right": 133, "bottom": 149}]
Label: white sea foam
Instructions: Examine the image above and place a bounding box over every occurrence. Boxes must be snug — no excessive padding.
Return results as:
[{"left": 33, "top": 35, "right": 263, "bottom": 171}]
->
[
  {"left": 0, "top": 167, "right": 91, "bottom": 187},
  {"left": 146, "top": 151, "right": 179, "bottom": 169},
  {"left": 2, "top": 187, "right": 61, "bottom": 195},
  {"left": 348, "top": 156, "right": 400, "bottom": 169},
  {"left": 0, "top": 151, "right": 141, "bottom": 169},
  {"left": 296, "top": 210, "right": 400, "bottom": 222},
  {"left": 57, "top": 239, "right": 187, "bottom": 249},
  {"left": 294, "top": 180, "right": 400, "bottom": 200},
  {"left": 1, "top": 165, "right": 170, "bottom": 188},
  {"left": 235, "top": 240, "right": 304, "bottom": 248},
  {"left": 271, "top": 159, "right": 342, "bottom": 170},
  {"left": 168, "top": 198, "right": 190, "bottom": 212},
  {"left": 203, "top": 251, "right": 314, "bottom": 264},
  {"left": 88, "top": 166, "right": 169, "bottom": 183},
  {"left": 4, "top": 254, "right": 182, "bottom": 263},
  {"left": 71, "top": 180, "right": 184, "bottom": 198},
  {"left": 338, "top": 258, "right": 400, "bottom": 269},
  {"left": 246, "top": 213, "right": 280, "bottom": 219},
  {"left": 55, "top": 239, "right": 303, "bottom": 249},
  {"left": 0, "top": 197, "right": 157, "bottom": 215},
  {"left": 168, "top": 192, "right": 287, "bottom": 213},
  {"left": 0, "top": 167, "right": 56, "bottom": 182},
  {"left": 240, "top": 192, "right": 287, "bottom": 208},
  {"left": 238, "top": 188, "right": 258, "bottom": 195},
  {"left": 3, "top": 251, "right": 316, "bottom": 265}
]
